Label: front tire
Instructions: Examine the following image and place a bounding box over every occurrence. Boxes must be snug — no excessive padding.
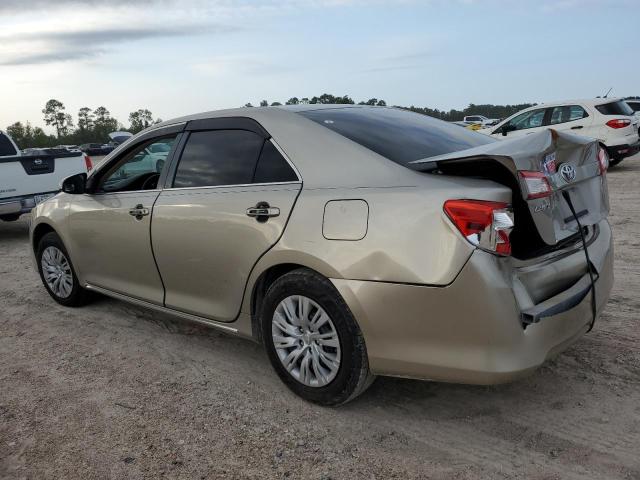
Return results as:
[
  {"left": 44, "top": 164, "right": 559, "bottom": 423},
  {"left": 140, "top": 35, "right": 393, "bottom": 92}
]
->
[
  {"left": 261, "top": 268, "right": 374, "bottom": 405},
  {"left": 36, "top": 232, "right": 92, "bottom": 307}
]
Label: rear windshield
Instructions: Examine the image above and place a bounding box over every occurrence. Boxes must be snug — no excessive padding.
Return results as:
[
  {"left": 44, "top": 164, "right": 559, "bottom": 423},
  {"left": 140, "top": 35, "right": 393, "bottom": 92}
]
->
[
  {"left": 298, "top": 107, "right": 495, "bottom": 167},
  {"left": 595, "top": 100, "right": 634, "bottom": 116},
  {"left": 0, "top": 133, "right": 18, "bottom": 156}
]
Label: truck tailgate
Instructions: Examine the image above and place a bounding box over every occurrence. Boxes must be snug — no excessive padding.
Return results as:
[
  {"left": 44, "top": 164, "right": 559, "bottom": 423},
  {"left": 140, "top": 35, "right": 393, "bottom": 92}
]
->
[{"left": 0, "top": 152, "right": 86, "bottom": 200}]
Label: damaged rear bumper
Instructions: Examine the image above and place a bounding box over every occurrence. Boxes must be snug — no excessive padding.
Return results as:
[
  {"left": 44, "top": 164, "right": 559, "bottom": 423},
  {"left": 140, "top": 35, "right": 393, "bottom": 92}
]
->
[{"left": 331, "top": 219, "right": 613, "bottom": 384}]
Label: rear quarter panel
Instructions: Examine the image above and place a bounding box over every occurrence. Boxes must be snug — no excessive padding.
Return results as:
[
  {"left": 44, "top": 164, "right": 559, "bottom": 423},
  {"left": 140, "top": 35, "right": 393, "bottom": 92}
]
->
[{"left": 241, "top": 174, "right": 512, "bottom": 314}]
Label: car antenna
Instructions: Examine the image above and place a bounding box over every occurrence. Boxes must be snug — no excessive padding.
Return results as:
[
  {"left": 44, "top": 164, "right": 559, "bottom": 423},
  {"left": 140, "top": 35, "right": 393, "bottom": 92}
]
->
[{"left": 603, "top": 87, "right": 613, "bottom": 98}]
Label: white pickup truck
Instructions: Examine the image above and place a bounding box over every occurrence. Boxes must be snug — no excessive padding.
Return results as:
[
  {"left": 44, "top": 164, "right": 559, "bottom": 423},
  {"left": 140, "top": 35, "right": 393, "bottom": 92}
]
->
[{"left": 0, "top": 130, "right": 92, "bottom": 222}]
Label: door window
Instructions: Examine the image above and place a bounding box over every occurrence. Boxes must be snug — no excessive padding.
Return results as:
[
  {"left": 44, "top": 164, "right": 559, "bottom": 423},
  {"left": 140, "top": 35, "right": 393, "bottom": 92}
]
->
[
  {"left": 506, "top": 109, "right": 545, "bottom": 131},
  {"left": 548, "top": 105, "right": 588, "bottom": 125},
  {"left": 173, "top": 130, "right": 264, "bottom": 188},
  {"left": 253, "top": 141, "right": 298, "bottom": 183},
  {"left": 98, "top": 136, "right": 176, "bottom": 193}
]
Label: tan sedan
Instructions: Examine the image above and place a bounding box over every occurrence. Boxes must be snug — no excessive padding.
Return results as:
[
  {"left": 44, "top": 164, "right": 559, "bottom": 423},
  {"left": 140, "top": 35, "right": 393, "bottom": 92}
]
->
[{"left": 30, "top": 106, "right": 613, "bottom": 405}]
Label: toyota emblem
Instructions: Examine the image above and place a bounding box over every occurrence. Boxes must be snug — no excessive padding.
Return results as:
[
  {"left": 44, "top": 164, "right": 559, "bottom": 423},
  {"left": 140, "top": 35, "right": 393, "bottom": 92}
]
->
[
  {"left": 33, "top": 159, "right": 43, "bottom": 165},
  {"left": 559, "top": 163, "right": 576, "bottom": 183}
]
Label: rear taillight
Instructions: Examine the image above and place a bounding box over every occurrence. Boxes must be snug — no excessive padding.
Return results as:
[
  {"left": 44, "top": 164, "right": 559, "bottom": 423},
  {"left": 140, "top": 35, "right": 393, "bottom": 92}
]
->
[
  {"left": 518, "top": 171, "right": 552, "bottom": 199},
  {"left": 597, "top": 147, "right": 608, "bottom": 175},
  {"left": 84, "top": 154, "right": 93, "bottom": 172},
  {"left": 605, "top": 119, "right": 631, "bottom": 129},
  {"left": 443, "top": 199, "right": 514, "bottom": 256}
]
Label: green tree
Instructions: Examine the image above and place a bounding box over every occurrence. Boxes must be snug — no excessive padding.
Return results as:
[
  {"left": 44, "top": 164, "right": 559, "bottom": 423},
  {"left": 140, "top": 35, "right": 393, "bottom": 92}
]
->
[
  {"left": 6, "top": 121, "right": 55, "bottom": 149},
  {"left": 92, "top": 106, "right": 119, "bottom": 141},
  {"left": 270, "top": 102, "right": 282, "bottom": 106},
  {"left": 244, "top": 103, "right": 254, "bottom": 108},
  {"left": 42, "top": 99, "right": 73, "bottom": 137},
  {"left": 77, "top": 107, "right": 94, "bottom": 131},
  {"left": 259, "top": 100, "right": 269, "bottom": 107},
  {"left": 128, "top": 109, "right": 154, "bottom": 134},
  {"left": 285, "top": 97, "right": 299, "bottom": 105}
]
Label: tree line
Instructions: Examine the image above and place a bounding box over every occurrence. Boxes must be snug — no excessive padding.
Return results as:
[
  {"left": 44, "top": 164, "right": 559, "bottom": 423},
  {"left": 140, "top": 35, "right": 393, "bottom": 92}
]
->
[
  {"left": 5, "top": 99, "right": 161, "bottom": 150},
  {"left": 5, "top": 94, "right": 535, "bottom": 150},
  {"left": 245, "top": 93, "right": 534, "bottom": 122}
]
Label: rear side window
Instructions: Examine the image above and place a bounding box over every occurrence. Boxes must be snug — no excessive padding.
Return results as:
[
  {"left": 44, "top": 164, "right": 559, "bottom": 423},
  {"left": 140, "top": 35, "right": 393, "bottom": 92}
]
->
[
  {"left": 0, "top": 133, "right": 18, "bottom": 156},
  {"left": 595, "top": 100, "right": 634, "bottom": 116},
  {"left": 173, "top": 130, "right": 264, "bottom": 188},
  {"left": 253, "top": 141, "right": 298, "bottom": 183},
  {"left": 298, "top": 107, "right": 494, "bottom": 166},
  {"left": 548, "top": 105, "right": 588, "bottom": 125}
]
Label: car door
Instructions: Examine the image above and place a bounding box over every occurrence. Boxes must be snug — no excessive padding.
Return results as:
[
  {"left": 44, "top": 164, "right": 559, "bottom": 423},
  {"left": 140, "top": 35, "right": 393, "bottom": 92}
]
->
[
  {"left": 547, "top": 104, "right": 593, "bottom": 136},
  {"left": 66, "top": 128, "right": 182, "bottom": 304},
  {"left": 151, "top": 120, "right": 302, "bottom": 322},
  {"left": 491, "top": 108, "right": 547, "bottom": 139}
]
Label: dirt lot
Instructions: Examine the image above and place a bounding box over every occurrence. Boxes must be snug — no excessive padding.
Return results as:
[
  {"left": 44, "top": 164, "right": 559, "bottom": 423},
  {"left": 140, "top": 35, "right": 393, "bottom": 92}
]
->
[{"left": 1, "top": 155, "right": 639, "bottom": 479}]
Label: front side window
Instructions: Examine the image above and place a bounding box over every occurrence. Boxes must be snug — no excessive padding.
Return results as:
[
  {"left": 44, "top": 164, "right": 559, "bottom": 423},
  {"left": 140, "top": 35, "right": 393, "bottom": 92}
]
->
[
  {"left": 98, "top": 136, "right": 176, "bottom": 193},
  {"left": 173, "top": 130, "right": 264, "bottom": 188},
  {"left": 506, "top": 109, "right": 545, "bottom": 131}
]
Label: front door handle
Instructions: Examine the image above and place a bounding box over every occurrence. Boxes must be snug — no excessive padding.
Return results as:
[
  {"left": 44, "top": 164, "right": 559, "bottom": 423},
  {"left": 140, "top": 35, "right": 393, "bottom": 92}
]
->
[
  {"left": 571, "top": 126, "right": 584, "bottom": 130},
  {"left": 246, "top": 202, "right": 280, "bottom": 222},
  {"left": 129, "top": 204, "right": 150, "bottom": 220}
]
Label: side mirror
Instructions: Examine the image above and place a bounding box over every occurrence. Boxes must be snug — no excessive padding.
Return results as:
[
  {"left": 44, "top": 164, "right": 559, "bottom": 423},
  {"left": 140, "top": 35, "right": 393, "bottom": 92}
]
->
[
  {"left": 499, "top": 125, "right": 515, "bottom": 136},
  {"left": 61, "top": 173, "right": 87, "bottom": 194}
]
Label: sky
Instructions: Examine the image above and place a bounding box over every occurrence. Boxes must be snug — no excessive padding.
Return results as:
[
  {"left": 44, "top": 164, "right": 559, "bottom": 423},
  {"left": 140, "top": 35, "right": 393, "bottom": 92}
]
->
[{"left": 1, "top": 0, "right": 638, "bottom": 131}]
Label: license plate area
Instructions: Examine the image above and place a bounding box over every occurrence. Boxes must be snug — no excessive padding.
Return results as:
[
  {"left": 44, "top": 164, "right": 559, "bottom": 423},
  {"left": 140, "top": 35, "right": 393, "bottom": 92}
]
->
[{"left": 34, "top": 193, "right": 55, "bottom": 204}]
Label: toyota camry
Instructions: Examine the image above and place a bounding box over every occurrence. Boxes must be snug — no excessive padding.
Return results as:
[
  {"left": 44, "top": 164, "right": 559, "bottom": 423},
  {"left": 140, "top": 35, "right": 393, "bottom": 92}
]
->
[{"left": 30, "top": 105, "right": 613, "bottom": 405}]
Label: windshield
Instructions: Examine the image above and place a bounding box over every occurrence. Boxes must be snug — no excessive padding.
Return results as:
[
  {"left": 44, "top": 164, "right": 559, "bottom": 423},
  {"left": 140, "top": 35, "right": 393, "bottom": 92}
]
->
[{"left": 298, "top": 107, "right": 495, "bottom": 167}]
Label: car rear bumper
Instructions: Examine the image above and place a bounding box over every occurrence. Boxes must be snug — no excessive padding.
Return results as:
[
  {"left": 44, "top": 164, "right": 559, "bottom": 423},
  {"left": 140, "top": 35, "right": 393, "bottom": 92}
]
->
[
  {"left": 0, "top": 192, "right": 57, "bottom": 216},
  {"left": 606, "top": 139, "right": 640, "bottom": 159},
  {"left": 331, "top": 219, "right": 613, "bottom": 384}
]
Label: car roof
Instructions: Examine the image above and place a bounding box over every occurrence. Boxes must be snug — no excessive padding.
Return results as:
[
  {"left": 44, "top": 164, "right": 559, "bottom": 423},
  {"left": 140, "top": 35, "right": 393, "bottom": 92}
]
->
[{"left": 526, "top": 98, "right": 625, "bottom": 109}]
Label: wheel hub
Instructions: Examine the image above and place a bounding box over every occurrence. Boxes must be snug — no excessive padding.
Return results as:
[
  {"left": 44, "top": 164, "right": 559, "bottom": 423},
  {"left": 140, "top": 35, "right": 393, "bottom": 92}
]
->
[{"left": 271, "top": 295, "right": 341, "bottom": 388}]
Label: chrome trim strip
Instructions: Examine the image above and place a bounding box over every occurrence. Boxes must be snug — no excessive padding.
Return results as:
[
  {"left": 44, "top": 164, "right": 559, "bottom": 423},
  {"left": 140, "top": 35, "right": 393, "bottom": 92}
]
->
[
  {"left": 84, "top": 284, "right": 239, "bottom": 334},
  {"left": 162, "top": 181, "right": 301, "bottom": 193}
]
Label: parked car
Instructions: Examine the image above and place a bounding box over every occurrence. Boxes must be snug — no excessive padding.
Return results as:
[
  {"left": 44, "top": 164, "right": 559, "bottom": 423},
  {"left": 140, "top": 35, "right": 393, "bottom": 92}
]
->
[
  {"left": 453, "top": 121, "right": 483, "bottom": 131},
  {"left": 1, "top": 130, "right": 93, "bottom": 222},
  {"left": 55, "top": 144, "right": 82, "bottom": 154},
  {"left": 463, "top": 115, "right": 499, "bottom": 126},
  {"left": 30, "top": 106, "right": 613, "bottom": 405},
  {"left": 109, "top": 131, "right": 133, "bottom": 146},
  {"left": 479, "top": 99, "right": 640, "bottom": 166},
  {"left": 80, "top": 143, "right": 114, "bottom": 156},
  {"left": 625, "top": 98, "right": 640, "bottom": 119}
]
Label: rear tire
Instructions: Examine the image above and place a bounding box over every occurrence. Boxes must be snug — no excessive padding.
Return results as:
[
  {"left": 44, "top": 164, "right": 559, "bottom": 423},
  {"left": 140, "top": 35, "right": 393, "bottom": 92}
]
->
[
  {"left": 261, "top": 268, "right": 374, "bottom": 405},
  {"left": 608, "top": 157, "right": 623, "bottom": 167},
  {"left": 36, "top": 232, "right": 92, "bottom": 307}
]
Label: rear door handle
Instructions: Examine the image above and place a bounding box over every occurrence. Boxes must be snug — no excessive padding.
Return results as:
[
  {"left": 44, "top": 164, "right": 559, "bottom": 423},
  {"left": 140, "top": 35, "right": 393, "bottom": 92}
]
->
[
  {"left": 246, "top": 206, "right": 280, "bottom": 218},
  {"left": 571, "top": 126, "right": 583, "bottom": 130},
  {"left": 129, "top": 204, "right": 150, "bottom": 220}
]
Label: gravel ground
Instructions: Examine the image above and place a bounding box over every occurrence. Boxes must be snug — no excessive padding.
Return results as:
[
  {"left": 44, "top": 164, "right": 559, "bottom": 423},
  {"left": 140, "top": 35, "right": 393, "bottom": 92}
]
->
[{"left": 1, "top": 154, "right": 639, "bottom": 479}]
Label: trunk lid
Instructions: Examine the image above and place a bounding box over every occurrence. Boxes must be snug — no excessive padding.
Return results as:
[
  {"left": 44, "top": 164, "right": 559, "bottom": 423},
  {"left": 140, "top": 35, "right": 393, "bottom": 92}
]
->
[{"left": 413, "top": 129, "right": 609, "bottom": 246}]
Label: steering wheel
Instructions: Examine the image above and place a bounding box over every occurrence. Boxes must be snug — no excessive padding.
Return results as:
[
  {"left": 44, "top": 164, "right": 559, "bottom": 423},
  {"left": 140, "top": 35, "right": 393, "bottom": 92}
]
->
[{"left": 141, "top": 173, "right": 160, "bottom": 190}]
